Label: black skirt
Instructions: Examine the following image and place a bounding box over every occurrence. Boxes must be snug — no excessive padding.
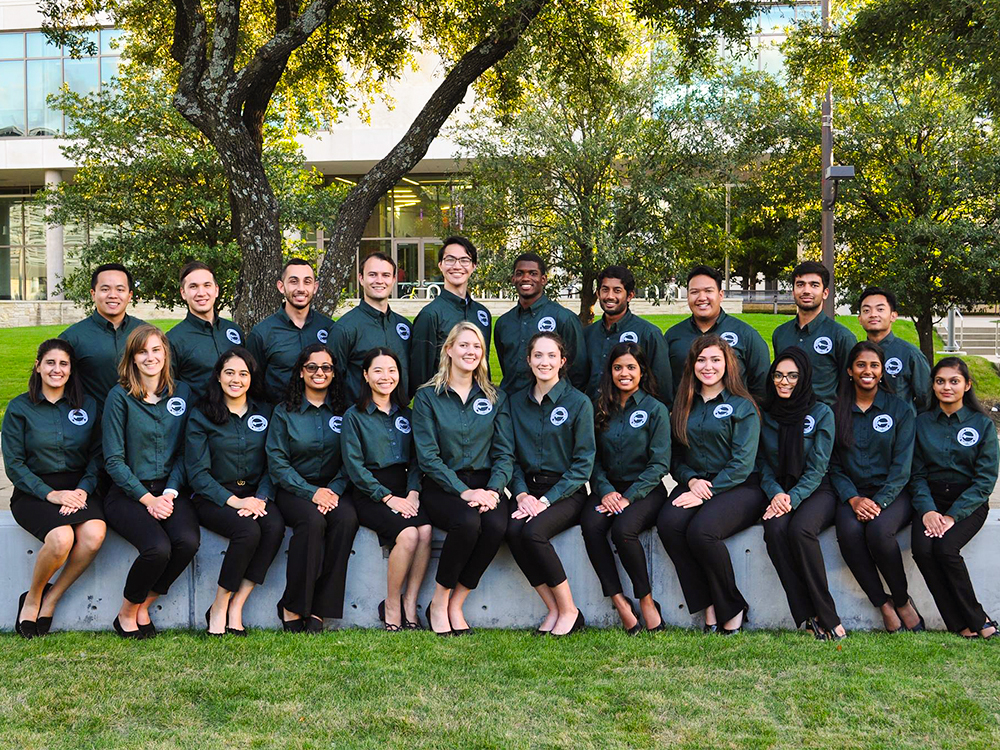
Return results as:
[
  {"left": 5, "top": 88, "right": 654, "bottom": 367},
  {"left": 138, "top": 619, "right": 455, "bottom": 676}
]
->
[
  {"left": 11, "top": 470, "right": 105, "bottom": 542},
  {"left": 354, "top": 464, "right": 431, "bottom": 547}
]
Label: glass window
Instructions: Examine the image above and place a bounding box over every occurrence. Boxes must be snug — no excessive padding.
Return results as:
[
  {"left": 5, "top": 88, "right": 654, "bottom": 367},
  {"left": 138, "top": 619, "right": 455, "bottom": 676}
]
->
[
  {"left": 0, "top": 61, "right": 26, "bottom": 136},
  {"left": 77, "top": 30, "right": 99, "bottom": 56},
  {"left": 65, "top": 58, "right": 100, "bottom": 97},
  {"left": 27, "top": 59, "right": 62, "bottom": 135},
  {"left": 101, "top": 29, "right": 125, "bottom": 54},
  {"left": 25, "top": 245, "right": 47, "bottom": 299},
  {"left": 0, "top": 33, "right": 24, "bottom": 59},
  {"left": 0, "top": 245, "right": 18, "bottom": 300},
  {"left": 759, "top": 41, "right": 785, "bottom": 79},
  {"left": 100, "top": 56, "right": 120, "bottom": 87},
  {"left": 26, "top": 32, "right": 60, "bottom": 58},
  {"left": 756, "top": 4, "right": 795, "bottom": 34}
]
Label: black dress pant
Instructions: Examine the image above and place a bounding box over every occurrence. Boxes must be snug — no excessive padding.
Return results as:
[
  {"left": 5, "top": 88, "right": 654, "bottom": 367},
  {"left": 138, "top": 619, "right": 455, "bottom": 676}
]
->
[
  {"left": 507, "top": 476, "right": 589, "bottom": 589},
  {"left": 911, "top": 482, "right": 990, "bottom": 633},
  {"left": 193, "top": 484, "right": 286, "bottom": 591},
  {"left": 104, "top": 479, "right": 201, "bottom": 604},
  {"left": 656, "top": 475, "right": 766, "bottom": 624},
  {"left": 762, "top": 483, "right": 842, "bottom": 631},
  {"left": 581, "top": 481, "right": 667, "bottom": 599},
  {"left": 835, "top": 487, "right": 912, "bottom": 608},
  {"left": 422, "top": 471, "right": 510, "bottom": 590},
  {"left": 355, "top": 465, "right": 431, "bottom": 548},
  {"left": 274, "top": 487, "right": 359, "bottom": 619}
]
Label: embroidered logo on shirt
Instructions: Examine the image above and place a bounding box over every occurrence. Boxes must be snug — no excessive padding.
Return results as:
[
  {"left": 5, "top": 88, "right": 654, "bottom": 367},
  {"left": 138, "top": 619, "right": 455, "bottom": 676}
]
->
[
  {"left": 550, "top": 407, "right": 569, "bottom": 426},
  {"left": 396, "top": 322, "right": 411, "bottom": 341},
  {"left": 884, "top": 357, "right": 903, "bottom": 376},
  {"left": 473, "top": 398, "right": 493, "bottom": 415},
  {"left": 67, "top": 409, "right": 89, "bottom": 426},
  {"left": 713, "top": 403, "right": 734, "bottom": 419},
  {"left": 957, "top": 427, "right": 981, "bottom": 447},
  {"left": 166, "top": 397, "right": 187, "bottom": 417},
  {"left": 247, "top": 415, "right": 268, "bottom": 432},
  {"left": 317, "top": 329, "right": 329, "bottom": 344},
  {"left": 226, "top": 328, "right": 242, "bottom": 345},
  {"left": 813, "top": 336, "right": 833, "bottom": 355},
  {"left": 538, "top": 316, "right": 556, "bottom": 332},
  {"left": 803, "top": 415, "right": 816, "bottom": 434},
  {"left": 477, "top": 310, "right": 490, "bottom": 328},
  {"left": 395, "top": 416, "right": 412, "bottom": 434},
  {"left": 720, "top": 331, "right": 740, "bottom": 347},
  {"left": 872, "top": 414, "right": 894, "bottom": 433},
  {"left": 619, "top": 331, "right": 639, "bottom": 344},
  {"left": 329, "top": 416, "right": 342, "bottom": 433},
  {"left": 629, "top": 410, "right": 648, "bottom": 428}
]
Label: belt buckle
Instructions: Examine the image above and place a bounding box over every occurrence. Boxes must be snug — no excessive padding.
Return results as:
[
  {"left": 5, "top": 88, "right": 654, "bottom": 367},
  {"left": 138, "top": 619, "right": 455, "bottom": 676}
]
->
[{"left": 236, "top": 480, "right": 246, "bottom": 486}]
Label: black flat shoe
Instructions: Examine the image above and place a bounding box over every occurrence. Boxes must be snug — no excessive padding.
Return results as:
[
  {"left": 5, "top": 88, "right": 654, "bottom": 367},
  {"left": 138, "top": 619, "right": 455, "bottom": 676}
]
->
[
  {"left": 277, "top": 600, "right": 305, "bottom": 633},
  {"left": 15, "top": 591, "right": 35, "bottom": 639},
  {"left": 35, "top": 583, "right": 54, "bottom": 636},
  {"left": 306, "top": 616, "right": 325, "bottom": 633},
  {"left": 646, "top": 600, "right": 667, "bottom": 633},
  {"left": 980, "top": 619, "right": 999, "bottom": 640},
  {"left": 226, "top": 627, "right": 248, "bottom": 636},
  {"left": 427, "top": 600, "right": 453, "bottom": 637},
  {"left": 451, "top": 626, "right": 474, "bottom": 636},
  {"left": 721, "top": 624, "right": 743, "bottom": 636},
  {"left": 533, "top": 626, "right": 551, "bottom": 636},
  {"left": 112, "top": 616, "right": 141, "bottom": 639},
  {"left": 703, "top": 622, "right": 719, "bottom": 634},
  {"left": 138, "top": 621, "right": 157, "bottom": 639},
  {"left": 377, "top": 599, "right": 386, "bottom": 623},
  {"left": 551, "top": 609, "right": 585, "bottom": 637},
  {"left": 402, "top": 597, "right": 422, "bottom": 630},
  {"left": 205, "top": 607, "right": 224, "bottom": 637}
]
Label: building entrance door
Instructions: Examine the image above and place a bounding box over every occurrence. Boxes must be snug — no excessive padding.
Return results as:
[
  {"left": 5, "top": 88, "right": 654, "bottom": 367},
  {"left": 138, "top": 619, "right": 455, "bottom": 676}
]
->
[{"left": 392, "top": 238, "right": 444, "bottom": 298}]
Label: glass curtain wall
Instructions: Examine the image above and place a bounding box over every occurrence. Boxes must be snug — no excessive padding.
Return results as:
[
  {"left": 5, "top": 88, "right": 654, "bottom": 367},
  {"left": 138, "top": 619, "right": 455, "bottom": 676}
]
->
[{"left": 0, "top": 196, "right": 47, "bottom": 300}]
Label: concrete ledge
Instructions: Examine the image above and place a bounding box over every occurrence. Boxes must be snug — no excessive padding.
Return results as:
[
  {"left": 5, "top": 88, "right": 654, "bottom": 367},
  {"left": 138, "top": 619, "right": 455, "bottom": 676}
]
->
[{"left": 3, "top": 509, "right": 998, "bottom": 632}]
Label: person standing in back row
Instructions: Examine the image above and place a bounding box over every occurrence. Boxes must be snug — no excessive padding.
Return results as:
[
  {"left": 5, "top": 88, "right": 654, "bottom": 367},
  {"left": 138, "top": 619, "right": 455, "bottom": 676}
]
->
[
  {"left": 409, "top": 237, "right": 493, "bottom": 390},
  {"left": 772, "top": 261, "right": 856, "bottom": 405},
  {"left": 493, "top": 252, "right": 587, "bottom": 393},
  {"left": 246, "top": 258, "right": 336, "bottom": 403}
]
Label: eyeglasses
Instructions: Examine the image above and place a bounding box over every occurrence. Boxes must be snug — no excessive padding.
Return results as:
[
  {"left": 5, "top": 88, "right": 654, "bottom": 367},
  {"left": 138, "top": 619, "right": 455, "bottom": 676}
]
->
[
  {"left": 442, "top": 256, "right": 473, "bottom": 268},
  {"left": 772, "top": 372, "right": 800, "bottom": 383},
  {"left": 303, "top": 363, "right": 334, "bottom": 374}
]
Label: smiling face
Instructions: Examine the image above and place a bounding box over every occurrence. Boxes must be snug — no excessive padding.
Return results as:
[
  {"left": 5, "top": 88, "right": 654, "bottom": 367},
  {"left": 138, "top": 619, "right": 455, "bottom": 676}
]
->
[
  {"left": 439, "top": 243, "right": 475, "bottom": 289},
  {"left": 91, "top": 270, "right": 132, "bottom": 321},
  {"left": 360, "top": 257, "right": 395, "bottom": 304},
  {"left": 512, "top": 260, "right": 545, "bottom": 302},
  {"left": 858, "top": 294, "right": 897, "bottom": 336},
  {"left": 36, "top": 346, "right": 72, "bottom": 391},
  {"left": 300, "top": 351, "right": 334, "bottom": 392},
  {"left": 772, "top": 358, "right": 800, "bottom": 399},
  {"left": 134, "top": 333, "right": 166, "bottom": 379},
  {"left": 932, "top": 366, "right": 970, "bottom": 407},
  {"left": 219, "top": 355, "right": 251, "bottom": 400},
  {"left": 694, "top": 345, "right": 726, "bottom": 388},
  {"left": 849, "top": 350, "right": 882, "bottom": 392},
  {"left": 611, "top": 353, "right": 641, "bottom": 396},
  {"left": 528, "top": 336, "right": 564, "bottom": 384},
  {"left": 365, "top": 354, "right": 399, "bottom": 398},
  {"left": 687, "top": 274, "right": 723, "bottom": 323},
  {"left": 598, "top": 277, "right": 633, "bottom": 317},
  {"left": 445, "top": 329, "right": 484, "bottom": 375},
  {"left": 278, "top": 263, "right": 317, "bottom": 310},
  {"left": 180, "top": 268, "right": 219, "bottom": 316},
  {"left": 792, "top": 273, "right": 828, "bottom": 312}
]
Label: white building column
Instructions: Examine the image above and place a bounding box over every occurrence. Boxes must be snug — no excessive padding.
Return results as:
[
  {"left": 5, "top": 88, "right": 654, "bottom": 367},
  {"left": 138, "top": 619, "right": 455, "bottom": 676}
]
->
[{"left": 44, "top": 169, "right": 65, "bottom": 300}]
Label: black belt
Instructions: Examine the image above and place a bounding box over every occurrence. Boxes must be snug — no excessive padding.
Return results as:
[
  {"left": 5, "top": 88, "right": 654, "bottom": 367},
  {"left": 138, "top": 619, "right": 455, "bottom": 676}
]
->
[
  {"left": 526, "top": 471, "right": 562, "bottom": 487},
  {"left": 221, "top": 480, "right": 259, "bottom": 498}
]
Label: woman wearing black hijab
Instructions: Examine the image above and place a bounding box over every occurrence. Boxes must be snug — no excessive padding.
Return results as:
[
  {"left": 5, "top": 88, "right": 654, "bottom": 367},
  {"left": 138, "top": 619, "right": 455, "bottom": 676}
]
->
[{"left": 757, "top": 347, "right": 846, "bottom": 639}]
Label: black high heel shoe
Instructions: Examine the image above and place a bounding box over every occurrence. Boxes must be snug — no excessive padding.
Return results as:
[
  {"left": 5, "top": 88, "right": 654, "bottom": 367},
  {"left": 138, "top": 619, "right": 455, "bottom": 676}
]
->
[
  {"left": 205, "top": 607, "right": 224, "bottom": 637},
  {"left": 112, "top": 615, "right": 141, "bottom": 639},
  {"left": 646, "top": 600, "right": 667, "bottom": 633},
  {"left": 15, "top": 591, "right": 37, "bottom": 639},
  {"left": 624, "top": 599, "right": 643, "bottom": 636},
  {"left": 901, "top": 599, "right": 926, "bottom": 632},
  {"left": 427, "top": 600, "right": 453, "bottom": 637},
  {"left": 551, "top": 609, "right": 586, "bottom": 637},
  {"left": 277, "top": 600, "right": 305, "bottom": 633}
]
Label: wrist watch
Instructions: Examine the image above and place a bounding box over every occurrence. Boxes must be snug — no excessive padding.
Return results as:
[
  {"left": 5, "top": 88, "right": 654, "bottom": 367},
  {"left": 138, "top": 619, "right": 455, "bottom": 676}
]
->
[{"left": 538, "top": 495, "right": 551, "bottom": 508}]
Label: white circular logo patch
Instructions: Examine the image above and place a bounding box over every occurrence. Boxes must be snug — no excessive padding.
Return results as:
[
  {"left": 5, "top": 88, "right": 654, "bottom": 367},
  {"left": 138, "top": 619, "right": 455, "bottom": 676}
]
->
[
  {"left": 957, "top": 427, "right": 981, "bottom": 447},
  {"left": 537, "top": 316, "right": 556, "bottom": 333},
  {"left": 803, "top": 415, "right": 816, "bottom": 435},
  {"left": 166, "top": 397, "right": 187, "bottom": 417},
  {"left": 226, "top": 328, "right": 242, "bottom": 345},
  {"left": 395, "top": 416, "right": 411, "bottom": 434},
  {"left": 629, "top": 410, "right": 648, "bottom": 429},
  {"left": 328, "top": 416, "right": 342, "bottom": 433},
  {"left": 813, "top": 337, "right": 833, "bottom": 355},
  {"left": 473, "top": 398, "right": 493, "bottom": 415},
  {"left": 477, "top": 310, "right": 490, "bottom": 328},
  {"left": 713, "top": 403, "right": 734, "bottom": 419},
  {"left": 872, "top": 414, "right": 894, "bottom": 433},
  {"left": 550, "top": 407, "right": 569, "bottom": 426},
  {"left": 884, "top": 357, "right": 903, "bottom": 376},
  {"left": 619, "top": 331, "right": 639, "bottom": 344},
  {"left": 67, "top": 409, "right": 89, "bottom": 426},
  {"left": 247, "top": 415, "right": 268, "bottom": 432},
  {"left": 720, "top": 331, "right": 739, "bottom": 347},
  {"left": 316, "top": 329, "right": 328, "bottom": 344},
  {"left": 395, "top": 322, "right": 411, "bottom": 341}
]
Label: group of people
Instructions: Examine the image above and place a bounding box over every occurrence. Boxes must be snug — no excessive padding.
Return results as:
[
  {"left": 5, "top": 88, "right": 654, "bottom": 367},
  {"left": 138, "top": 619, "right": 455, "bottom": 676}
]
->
[{"left": 3, "top": 237, "right": 997, "bottom": 643}]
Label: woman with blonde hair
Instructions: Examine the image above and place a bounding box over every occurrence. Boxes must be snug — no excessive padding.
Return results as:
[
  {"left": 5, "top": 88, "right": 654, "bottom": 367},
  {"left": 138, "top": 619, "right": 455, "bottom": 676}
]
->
[
  {"left": 413, "top": 322, "right": 515, "bottom": 635},
  {"left": 102, "top": 324, "right": 199, "bottom": 638}
]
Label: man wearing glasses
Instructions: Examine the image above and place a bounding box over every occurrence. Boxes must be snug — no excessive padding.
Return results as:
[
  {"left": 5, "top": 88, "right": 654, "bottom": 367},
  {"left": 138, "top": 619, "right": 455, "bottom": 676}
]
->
[{"left": 409, "top": 236, "right": 493, "bottom": 389}]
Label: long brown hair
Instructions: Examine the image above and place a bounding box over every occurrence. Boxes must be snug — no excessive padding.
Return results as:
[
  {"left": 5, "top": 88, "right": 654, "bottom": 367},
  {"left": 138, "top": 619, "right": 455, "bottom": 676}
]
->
[
  {"left": 28, "top": 339, "right": 85, "bottom": 410},
  {"left": 118, "top": 324, "right": 175, "bottom": 399},
  {"left": 671, "top": 334, "right": 757, "bottom": 446}
]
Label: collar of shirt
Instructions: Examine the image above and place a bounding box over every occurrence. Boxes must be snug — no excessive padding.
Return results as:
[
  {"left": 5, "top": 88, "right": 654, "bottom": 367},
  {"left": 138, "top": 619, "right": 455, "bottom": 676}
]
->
[
  {"left": 184, "top": 310, "right": 221, "bottom": 331},
  {"left": 445, "top": 380, "right": 484, "bottom": 401},
  {"left": 527, "top": 378, "right": 570, "bottom": 406},
  {"left": 439, "top": 288, "right": 473, "bottom": 310},
  {"left": 933, "top": 404, "right": 972, "bottom": 424},
  {"left": 851, "top": 388, "right": 890, "bottom": 414},
  {"left": 699, "top": 387, "right": 730, "bottom": 406},
  {"left": 516, "top": 294, "right": 550, "bottom": 318},
  {"left": 878, "top": 331, "right": 897, "bottom": 347},
  {"left": 794, "top": 313, "right": 828, "bottom": 335},
  {"left": 358, "top": 298, "right": 394, "bottom": 322},
  {"left": 602, "top": 308, "right": 634, "bottom": 334},
  {"left": 296, "top": 397, "right": 332, "bottom": 414},
  {"left": 364, "top": 400, "right": 399, "bottom": 416},
  {"left": 90, "top": 309, "right": 130, "bottom": 332},
  {"left": 687, "top": 308, "right": 727, "bottom": 334},
  {"left": 277, "top": 306, "right": 314, "bottom": 328}
]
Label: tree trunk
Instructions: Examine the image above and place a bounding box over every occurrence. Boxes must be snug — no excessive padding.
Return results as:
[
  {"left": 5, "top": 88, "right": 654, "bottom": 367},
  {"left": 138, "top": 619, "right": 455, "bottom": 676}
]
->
[
  {"left": 578, "top": 265, "right": 597, "bottom": 325},
  {"left": 914, "top": 309, "right": 936, "bottom": 366}
]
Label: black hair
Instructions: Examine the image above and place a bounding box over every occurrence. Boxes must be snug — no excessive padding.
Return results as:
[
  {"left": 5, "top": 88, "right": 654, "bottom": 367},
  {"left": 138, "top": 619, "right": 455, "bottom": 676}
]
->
[
  {"left": 283, "top": 343, "right": 344, "bottom": 413},
  {"left": 28, "top": 339, "right": 84, "bottom": 410},
  {"left": 179, "top": 260, "right": 215, "bottom": 286},
  {"left": 281, "top": 258, "right": 316, "bottom": 277},
  {"left": 598, "top": 265, "right": 635, "bottom": 295},
  {"left": 90, "top": 263, "right": 134, "bottom": 291},
  {"left": 931, "top": 357, "right": 985, "bottom": 415},
  {"left": 833, "top": 340, "right": 890, "bottom": 451},
  {"left": 513, "top": 252, "right": 547, "bottom": 275},
  {"left": 858, "top": 286, "right": 897, "bottom": 313},
  {"left": 196, "top": 346, "right": 266, "bottom": 425},
  {"left": 356, "top": 347, "right": 406, "bottom": 411},
  {"left": 361, "top": 251, "right": 397, "bottom": 274},
  {"left": 791, "top": 260, "right": 830, "bottom": 289},
  {"left": 439, "top": 236, "right": 478, "bottom": 264},
  {"left": 595, "top": 342, "right": 659, "bottom": 432},
  {"left": 686, "top": 264, "right": 723, "bottom": 290}
]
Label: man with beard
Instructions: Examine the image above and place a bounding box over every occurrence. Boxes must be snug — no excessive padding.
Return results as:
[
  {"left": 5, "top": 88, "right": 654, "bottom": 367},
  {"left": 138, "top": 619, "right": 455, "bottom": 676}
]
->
[
  {"left": 857, "top": 286, "right": 930, "bottom": 412},
  {"left": 581, "top": 265, "right": 672, "bottom": 404},
  {"left": 493, "top": 252, "right": 586, "bottom": 393},
  {"left": 246, "top": 258, "right": 336, "bottom": 402},
  {"left": 772, "top": 261, "right": 856, "bottom": 405}
]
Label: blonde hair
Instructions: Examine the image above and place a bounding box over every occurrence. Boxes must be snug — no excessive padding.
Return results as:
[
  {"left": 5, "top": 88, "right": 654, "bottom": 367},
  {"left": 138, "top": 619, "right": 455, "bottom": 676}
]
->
[
  {"left": 118, "top": 324, "right": 175, "bottom": 399},
  {"left": 423, "top": 321, "right": 498, "bottom": 403}
]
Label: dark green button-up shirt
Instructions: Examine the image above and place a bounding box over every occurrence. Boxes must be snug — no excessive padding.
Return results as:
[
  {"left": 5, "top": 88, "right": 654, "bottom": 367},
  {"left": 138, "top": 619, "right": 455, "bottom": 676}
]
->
[
  {"left": 591, "top": 389, "right": 670, "bottom": 502},
  {"left": 582, "top": 309, "right": 673, "bottom": 404},
  {"left": 672, "top": 389, "right": 760, "bottom": 494},
  {"left": 494, "top": 294, "right": 587, "bottom": 393},
  {"left": 1, "top": 393, "right": 102, "bottom": 498},
  {"left": 102, "top": 382, "right": 193, "bottom": 501},
  {"left": 409, "top": 289, "right": 492, "bottom": 391},
  {"left": 59, "top": 311, "right": 147, "bottom": 407},
  {"left": 167, "top": 312, "right": 246, "bottom": 396},
  {"left": 341, "top": 401, "right": 421, "bottom": 501},
  {"left": 772, "top": 314, "right": 856, "bottom": 405},
  {"left": 184, "top": 400, "right": 274, "bottom": 506},
  {"left": 266, "top": 399, "right": 348, "bottom": 500},
  {"left": 910, "top": 406, "right": 999, "bottom": 522},
  {"left": 246, "top": 307, "right": 336, "bottom": 403},
  {"left": 412, "top": 382, "right": 514, "bottom": 496},
  {"left": 328, "top": 300, "right": 412, "bottom": 404},
  {"left": 664, "top": 310, "right": 770, "bottom": 400},
  {"left": 756, "top": 402, "right": 834, "bottom": 508},
  {"left": 829, "top": 389, "right": 915, "bottom": 508},
  {"left": 508, "top": 379, "right": 595, "bottom": 503},
  {"left": 873, "top": 332, "right": 931, "bottom": 413}
]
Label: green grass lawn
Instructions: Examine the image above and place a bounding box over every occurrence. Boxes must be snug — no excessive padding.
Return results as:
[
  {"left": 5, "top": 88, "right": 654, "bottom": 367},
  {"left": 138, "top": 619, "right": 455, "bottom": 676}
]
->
[{"left": 1, "top": 629, "right": 998, "bottom": 749}]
